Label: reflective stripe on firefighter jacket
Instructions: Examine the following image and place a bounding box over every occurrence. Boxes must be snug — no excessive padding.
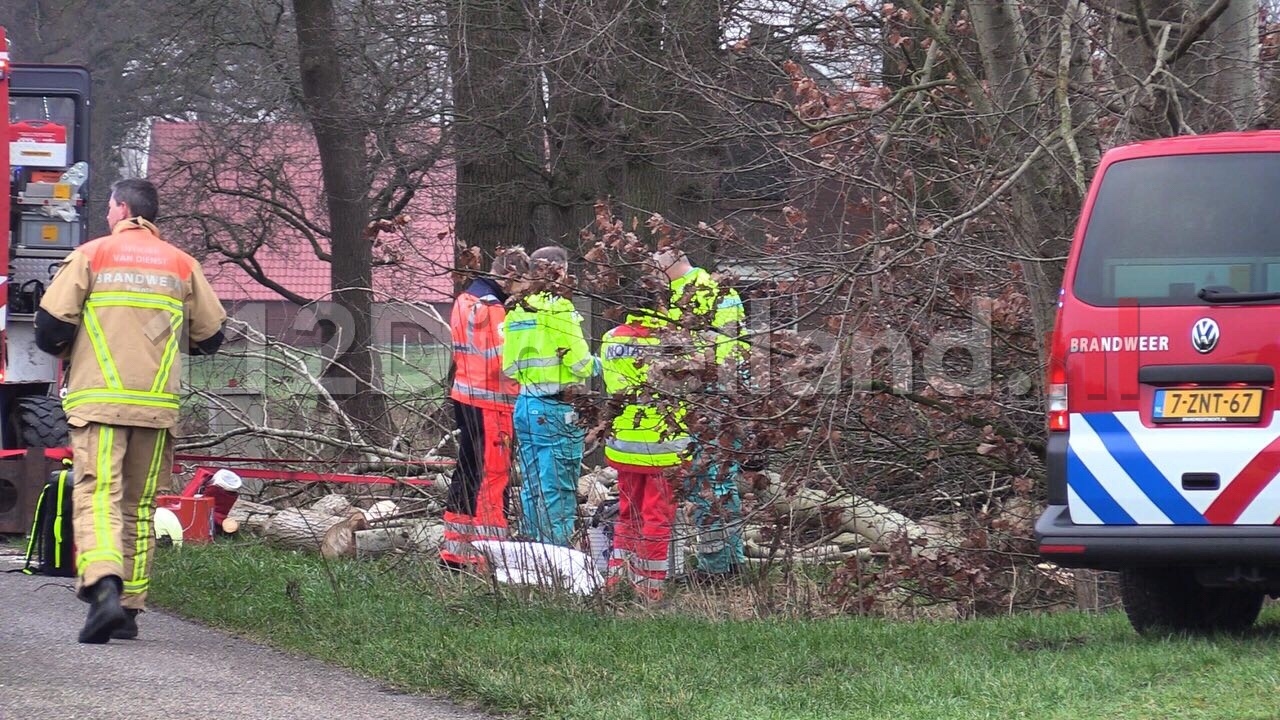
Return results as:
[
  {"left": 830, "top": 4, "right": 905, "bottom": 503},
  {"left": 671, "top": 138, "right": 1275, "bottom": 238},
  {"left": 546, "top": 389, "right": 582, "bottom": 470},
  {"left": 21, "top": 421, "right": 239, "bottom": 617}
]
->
[
  {"left": 39, "top": 217, "right": 228, "bottom": 429},
  {"left": 668, "top": 267, "right": 747, "bottom": 365},
  {"left": 501, "top": 292, "right": 598, "bottom": 395},
  {"left": 449, "top": 279, "right": 517, "bottom": 410},
  {"left": 601, "top": 313, "right": 689, "bottom": 467}
]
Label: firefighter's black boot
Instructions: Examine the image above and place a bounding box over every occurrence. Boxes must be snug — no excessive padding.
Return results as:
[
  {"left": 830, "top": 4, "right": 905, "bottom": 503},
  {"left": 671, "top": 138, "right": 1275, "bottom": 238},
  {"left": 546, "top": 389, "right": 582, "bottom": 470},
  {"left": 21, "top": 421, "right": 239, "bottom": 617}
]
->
[
  {"left": 78, "top": 576, "right": 127, "bottom": 644},
  {"left": 111, "top": 609, "right": 140, "bottom": 640}
]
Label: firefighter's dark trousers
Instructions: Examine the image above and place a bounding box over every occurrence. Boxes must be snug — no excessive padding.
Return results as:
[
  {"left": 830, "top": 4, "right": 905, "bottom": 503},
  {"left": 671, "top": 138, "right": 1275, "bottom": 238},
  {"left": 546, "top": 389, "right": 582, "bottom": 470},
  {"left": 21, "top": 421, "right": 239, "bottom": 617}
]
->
[
  {"left": 442, "top": 400, "right": 513, "bottom": 566},
  {"left": 71, "top": 422, "right": 172, "bottom": 610}
]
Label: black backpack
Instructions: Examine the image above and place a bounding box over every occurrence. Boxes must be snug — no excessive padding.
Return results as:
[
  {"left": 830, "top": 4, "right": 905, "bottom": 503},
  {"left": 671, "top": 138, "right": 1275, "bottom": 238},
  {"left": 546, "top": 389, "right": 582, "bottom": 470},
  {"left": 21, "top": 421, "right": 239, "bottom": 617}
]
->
[{"left": 13, "top": 463, "right": 74, "bottom": 577}]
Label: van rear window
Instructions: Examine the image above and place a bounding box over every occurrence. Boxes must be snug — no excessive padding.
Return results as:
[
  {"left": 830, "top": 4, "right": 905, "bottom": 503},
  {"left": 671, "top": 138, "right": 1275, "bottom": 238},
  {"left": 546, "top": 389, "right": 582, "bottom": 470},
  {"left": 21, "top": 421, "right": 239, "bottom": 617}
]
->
[{"left": 1073, "top": 153, "right": 1280, "bottom": 306}]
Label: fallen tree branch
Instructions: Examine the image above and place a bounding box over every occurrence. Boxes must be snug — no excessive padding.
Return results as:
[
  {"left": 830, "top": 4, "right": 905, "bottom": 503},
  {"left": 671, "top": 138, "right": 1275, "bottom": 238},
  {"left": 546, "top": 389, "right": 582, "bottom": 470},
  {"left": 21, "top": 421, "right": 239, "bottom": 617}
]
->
[{"left": 753, "top": 471, "right": 939, "bottom": 553}]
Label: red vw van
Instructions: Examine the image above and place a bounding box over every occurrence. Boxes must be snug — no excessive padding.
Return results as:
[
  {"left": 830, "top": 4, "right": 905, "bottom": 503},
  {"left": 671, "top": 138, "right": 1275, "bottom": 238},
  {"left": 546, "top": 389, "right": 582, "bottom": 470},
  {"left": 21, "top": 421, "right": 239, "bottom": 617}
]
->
[{"left": 1037, "top": 131, "right": 1280, "bottom": 634}]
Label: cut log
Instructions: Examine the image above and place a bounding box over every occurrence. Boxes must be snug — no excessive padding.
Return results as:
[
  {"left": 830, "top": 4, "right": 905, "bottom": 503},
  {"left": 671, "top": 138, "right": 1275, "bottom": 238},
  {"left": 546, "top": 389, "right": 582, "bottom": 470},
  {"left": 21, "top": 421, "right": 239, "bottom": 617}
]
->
[
  {"left": 583, "top": 481, "right": 612, "bottom": 511},
  {"left": 318, "top": 521, "right": 446, "bottom": 560},
  {"left": 746, "top": 541, "right": 849, "bottom": 562},
  {"left": 577, "top": 467, "right": 617, "bottom": 499},
  {"left": 350, "top": 520, "right": 445, "bottom": 558},
  {"left": 831, "top": 532, "right": 864, "bottom": 548},
  {"left": 320, "top": 511, "right": 370, "bottom": 559},
  {"left": 743, "top": 552, "right": 867, "bottom": 567},
  {"left": 741, "top": 526, "right": 867, "bottom": 564},
  {"left": 755, "top": 472, "right": 942, "bottom": 555},
  {"left": 354, "top": 527, "right": 401, "bottom": 558},
  {"left": 263, "top": 508, "right": 348, "bottom": 551},
  {"left": 361, "top": 500, "right": 399, "bottom": 522},
  {"left": 310, "top": 494, "right": 353, "bottom": 517},
  {"left": 225, "top": 499, "right": 278, "bottom": 535},
  {"left": 394, "top": 521, "right": 444, "bottom": 554}
]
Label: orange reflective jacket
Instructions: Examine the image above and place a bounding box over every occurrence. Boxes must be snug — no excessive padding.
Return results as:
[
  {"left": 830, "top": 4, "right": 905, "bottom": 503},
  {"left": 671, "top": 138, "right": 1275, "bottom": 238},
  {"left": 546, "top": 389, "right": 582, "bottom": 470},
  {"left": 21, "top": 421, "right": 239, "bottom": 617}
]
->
[{"left": 450, "top": 279, "right": 517, "bottom": 410}]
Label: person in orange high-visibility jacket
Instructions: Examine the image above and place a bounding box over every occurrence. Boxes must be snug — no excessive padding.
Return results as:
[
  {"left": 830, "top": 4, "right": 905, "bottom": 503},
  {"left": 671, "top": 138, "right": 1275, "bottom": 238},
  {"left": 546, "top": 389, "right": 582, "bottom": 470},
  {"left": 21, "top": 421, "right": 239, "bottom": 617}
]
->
[
  {"left": 441, "top": 248, "right": 529, "bottom": 570},
  {"left": 600, "top": 283, "right": 688, "bottom": 602},
  {"left": 36, "top": 178, "right": 227, "bottom": 644}
]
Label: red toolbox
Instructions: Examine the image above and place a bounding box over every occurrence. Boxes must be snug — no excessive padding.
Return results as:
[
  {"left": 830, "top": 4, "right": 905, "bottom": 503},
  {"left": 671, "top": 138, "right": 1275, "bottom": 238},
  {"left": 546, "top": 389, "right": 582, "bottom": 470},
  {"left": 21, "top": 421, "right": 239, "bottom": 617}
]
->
[{"left": 154, "top": 494, "right": 215, "bottom": 544}]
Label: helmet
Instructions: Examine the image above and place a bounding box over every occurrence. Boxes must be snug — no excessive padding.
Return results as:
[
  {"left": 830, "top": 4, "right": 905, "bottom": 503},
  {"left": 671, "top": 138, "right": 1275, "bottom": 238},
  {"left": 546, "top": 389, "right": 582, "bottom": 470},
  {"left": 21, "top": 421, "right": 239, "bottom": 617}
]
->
[{"left": 154, "top": 507, "right": 184, "bottom": 547}]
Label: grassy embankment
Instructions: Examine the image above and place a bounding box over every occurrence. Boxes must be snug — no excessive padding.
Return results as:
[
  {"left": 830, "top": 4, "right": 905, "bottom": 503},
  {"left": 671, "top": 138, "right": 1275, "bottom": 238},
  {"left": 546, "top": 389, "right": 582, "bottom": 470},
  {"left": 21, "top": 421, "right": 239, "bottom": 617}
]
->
[{"left": 152, "top": 538, "right": 1280, "bottom": 720}]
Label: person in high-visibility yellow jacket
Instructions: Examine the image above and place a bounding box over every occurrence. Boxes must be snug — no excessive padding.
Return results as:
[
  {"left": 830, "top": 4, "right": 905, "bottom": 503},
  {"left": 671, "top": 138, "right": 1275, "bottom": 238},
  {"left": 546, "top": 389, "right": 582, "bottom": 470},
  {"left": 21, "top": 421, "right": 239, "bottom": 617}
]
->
[
  {"left": 653, "top": 249, "right": 748, "bottom": 579},
  {"left": 600, "top": 288, "right": 688, "bottom": 601},
  {"left": 665, "top": 254, "right": 748, "bottom": 371},
  {"left": 502, "top": 245, "right": 599, "bottom": 546}
]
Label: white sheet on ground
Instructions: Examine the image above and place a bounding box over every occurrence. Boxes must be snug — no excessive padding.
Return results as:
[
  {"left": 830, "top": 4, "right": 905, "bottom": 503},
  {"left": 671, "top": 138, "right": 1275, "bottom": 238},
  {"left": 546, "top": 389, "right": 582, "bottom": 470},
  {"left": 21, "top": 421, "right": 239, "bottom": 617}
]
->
[{"left": 470, "top": 540, "right": 603, "bottom": 596}]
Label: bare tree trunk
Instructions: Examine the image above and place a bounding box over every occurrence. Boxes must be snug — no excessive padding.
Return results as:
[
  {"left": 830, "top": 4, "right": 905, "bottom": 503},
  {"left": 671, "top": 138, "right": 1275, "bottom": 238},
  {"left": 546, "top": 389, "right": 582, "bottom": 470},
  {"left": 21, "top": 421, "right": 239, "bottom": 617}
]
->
[
  {"left": 967, "top": 1, "right": 1077, "bottom": 356},
  {"left": 615, "top": 0, "right": 670, "bottom": 226},
  {"left": 1197, "top": 0, "right": 1261, "bottom": 130},
  {"left": 292, "top": 0, "right": 392, "bottom": 446},
  {"left": 1062, "top": 0, "right": 1101, "bottom": 171},
  {"left": 543, "top": 0, "right": 624, "bottom": 250},
  {"left": 264, "top": 508, "right": 349, "bottom": 551},
  {"left": 1111, "top": 0, "right": 1260, "bottom": 135},
  {"left": 654, "top": 0, "right": 724, "bottom": 264},
  {"left": 449, "top": 0, "right": 543, "bottom": 263},
  {"left": 226, "top": 500, "right": 279, "bottom": 534},
  {"left": 968, "top": 1, "right": 1037, "bottom": 128}
]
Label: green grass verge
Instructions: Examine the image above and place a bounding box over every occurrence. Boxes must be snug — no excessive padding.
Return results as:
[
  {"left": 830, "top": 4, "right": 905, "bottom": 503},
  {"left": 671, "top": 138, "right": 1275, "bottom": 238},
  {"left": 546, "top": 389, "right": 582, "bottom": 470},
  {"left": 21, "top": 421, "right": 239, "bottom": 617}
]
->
[{"left": 152, "top": 539, "right": 1280, "bottom": 720}]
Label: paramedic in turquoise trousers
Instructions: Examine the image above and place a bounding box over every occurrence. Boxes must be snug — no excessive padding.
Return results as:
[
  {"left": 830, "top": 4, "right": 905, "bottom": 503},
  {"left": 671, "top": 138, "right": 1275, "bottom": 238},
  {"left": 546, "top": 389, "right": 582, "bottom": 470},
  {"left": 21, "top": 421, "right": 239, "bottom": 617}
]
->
[
  {"left": 502, "top": 245, "right": 600, "bottom": 546},
  {"left": 653, "top": 248, "right": 750, "bottom": 576}
]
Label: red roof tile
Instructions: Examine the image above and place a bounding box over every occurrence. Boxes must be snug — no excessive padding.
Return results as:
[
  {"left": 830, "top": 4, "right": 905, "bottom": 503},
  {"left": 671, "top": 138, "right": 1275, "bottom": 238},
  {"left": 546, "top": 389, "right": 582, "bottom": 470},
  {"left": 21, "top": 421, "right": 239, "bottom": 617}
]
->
[{"left": 146, "top": 121, "right": 454, "bottom": 304}]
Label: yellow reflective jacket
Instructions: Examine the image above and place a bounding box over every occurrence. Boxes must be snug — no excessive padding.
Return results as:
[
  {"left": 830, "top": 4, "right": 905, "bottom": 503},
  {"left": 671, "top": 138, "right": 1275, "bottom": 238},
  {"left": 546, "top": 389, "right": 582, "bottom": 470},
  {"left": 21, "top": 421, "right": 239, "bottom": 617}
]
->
[
  {"left": 667, "top": 267, "right": 747, "bottom": 364},
  {"left": 501, "top": 292, "right": 598, "bottom": 395},
  {"left": 601, "top": 313, "right": 689, "bottom": 467}
]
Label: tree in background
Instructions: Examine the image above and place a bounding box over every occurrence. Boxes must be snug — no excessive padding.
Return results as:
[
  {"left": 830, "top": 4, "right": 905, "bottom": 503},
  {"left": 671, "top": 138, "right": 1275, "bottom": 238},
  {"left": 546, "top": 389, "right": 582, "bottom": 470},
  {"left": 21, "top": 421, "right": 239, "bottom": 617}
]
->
[
  {"left": 448, "top": 0, "right": 543, "bottom": 263},
  {"left": 133, "top": 0, "right": 454, "bottom": 448}
]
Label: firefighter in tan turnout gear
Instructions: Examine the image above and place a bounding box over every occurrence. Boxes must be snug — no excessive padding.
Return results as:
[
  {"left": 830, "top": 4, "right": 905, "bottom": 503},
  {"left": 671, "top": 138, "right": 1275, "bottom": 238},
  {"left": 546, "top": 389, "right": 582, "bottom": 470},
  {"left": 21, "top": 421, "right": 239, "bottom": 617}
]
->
[{"left": 35, "top": 178, "right": 227, "bottom": 644}]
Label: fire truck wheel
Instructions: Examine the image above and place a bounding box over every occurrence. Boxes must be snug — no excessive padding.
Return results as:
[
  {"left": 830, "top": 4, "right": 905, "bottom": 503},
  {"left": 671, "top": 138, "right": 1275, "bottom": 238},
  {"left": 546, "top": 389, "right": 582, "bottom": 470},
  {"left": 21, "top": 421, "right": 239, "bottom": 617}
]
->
[{"left": 12, "top": 395, "right": 70, "bottom": 448}]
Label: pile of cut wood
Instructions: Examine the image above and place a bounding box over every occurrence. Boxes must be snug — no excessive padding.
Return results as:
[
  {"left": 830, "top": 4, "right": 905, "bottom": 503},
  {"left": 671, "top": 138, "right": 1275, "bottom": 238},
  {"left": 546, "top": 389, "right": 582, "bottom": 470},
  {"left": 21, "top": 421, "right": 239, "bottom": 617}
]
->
[
  {"left": 217, "top": 466, "right": 966, "bottom": 567},
  {"left": 224, "top": 493, "right": 444, "bottom": 560}
]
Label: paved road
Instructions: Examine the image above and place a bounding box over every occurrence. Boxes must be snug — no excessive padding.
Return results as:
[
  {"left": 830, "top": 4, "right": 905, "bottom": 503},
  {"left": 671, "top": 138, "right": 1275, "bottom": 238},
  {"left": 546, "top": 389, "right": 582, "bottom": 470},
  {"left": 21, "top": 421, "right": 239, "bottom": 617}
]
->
[{"left": 0, "top": 557, "right": 497, "bottom": 720}]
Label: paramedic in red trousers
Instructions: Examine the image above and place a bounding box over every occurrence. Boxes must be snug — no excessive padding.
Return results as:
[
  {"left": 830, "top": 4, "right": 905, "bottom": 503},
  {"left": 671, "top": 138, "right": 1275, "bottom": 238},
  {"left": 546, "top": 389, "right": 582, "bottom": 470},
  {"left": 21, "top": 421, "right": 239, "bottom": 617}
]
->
[
  {"left": 35, "top": 178, "right": 227, "bottom": 643},
  {"left": 441, "top": 248, "right": 529, "bottom": 569},
  {"left": 601, "top": 281, "right": 687, "bottom": 601},
  {"left": 502, "top": 245, "right": 599, "bottom": 546}
]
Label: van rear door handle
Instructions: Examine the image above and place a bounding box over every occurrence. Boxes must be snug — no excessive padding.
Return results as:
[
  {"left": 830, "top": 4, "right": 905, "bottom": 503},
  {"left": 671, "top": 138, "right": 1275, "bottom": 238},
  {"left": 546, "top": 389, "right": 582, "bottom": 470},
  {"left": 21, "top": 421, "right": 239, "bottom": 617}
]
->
[{"left": 1182, "top": 472, "right": 1220, "bottom": 490}]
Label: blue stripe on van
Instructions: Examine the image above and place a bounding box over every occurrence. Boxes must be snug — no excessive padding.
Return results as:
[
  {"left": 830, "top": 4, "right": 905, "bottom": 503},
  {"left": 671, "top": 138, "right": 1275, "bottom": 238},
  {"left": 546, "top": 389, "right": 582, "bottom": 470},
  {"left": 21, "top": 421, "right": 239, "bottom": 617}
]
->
[
  {"left": 1082, "top": 413, "right": 1206, "bottom": 525},
  {"left": 1066, "top": 445, "right": 1135, "bottom": 524}
]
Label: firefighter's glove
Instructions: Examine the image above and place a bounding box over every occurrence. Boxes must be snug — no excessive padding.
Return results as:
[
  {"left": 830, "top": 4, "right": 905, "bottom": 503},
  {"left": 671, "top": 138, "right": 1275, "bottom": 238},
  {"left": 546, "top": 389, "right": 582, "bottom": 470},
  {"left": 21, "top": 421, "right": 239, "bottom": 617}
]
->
[{"left": 34, "top": 309, "right": 76, "bottom": 357}]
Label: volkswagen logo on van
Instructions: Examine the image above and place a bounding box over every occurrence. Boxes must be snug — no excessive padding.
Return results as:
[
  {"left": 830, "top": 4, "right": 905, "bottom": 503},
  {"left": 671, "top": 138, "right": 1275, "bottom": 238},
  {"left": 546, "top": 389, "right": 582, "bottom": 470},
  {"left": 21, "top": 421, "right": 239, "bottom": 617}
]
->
[{"left": 1191, "top": 318, "right": 1220, "bottom": 354}]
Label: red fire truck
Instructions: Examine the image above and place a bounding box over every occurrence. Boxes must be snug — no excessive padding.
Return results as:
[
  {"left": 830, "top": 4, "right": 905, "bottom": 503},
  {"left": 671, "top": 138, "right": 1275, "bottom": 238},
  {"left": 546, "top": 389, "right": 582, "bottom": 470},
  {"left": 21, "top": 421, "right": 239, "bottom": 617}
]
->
[{"left": 0, "top": 27, "right": 90, "bottom": 448}]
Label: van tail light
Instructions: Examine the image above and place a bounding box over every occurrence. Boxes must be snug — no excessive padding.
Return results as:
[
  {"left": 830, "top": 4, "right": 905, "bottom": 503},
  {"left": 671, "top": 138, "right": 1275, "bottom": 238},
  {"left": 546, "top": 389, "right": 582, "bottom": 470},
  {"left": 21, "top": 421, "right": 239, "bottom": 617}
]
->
[{"left": 1047, "top": 333, "right": 1068, "bottom": 432}]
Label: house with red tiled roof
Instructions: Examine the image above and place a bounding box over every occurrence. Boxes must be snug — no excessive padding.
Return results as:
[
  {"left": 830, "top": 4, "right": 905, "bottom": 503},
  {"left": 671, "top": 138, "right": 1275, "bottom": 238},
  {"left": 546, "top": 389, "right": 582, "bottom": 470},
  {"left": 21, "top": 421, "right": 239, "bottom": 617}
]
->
[{"left": 145, "top": 121, "right": 456, "bottom": 348}]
